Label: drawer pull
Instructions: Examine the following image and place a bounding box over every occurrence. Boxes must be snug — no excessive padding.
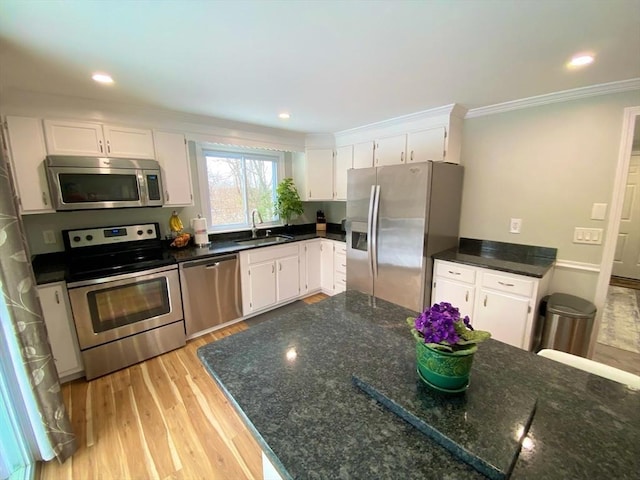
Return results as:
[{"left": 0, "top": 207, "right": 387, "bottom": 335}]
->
[
  {"left": 483, "top": 296, "right": 487, "bottom": 307},
  {"left": 55, "top": 291, "right": 60, "bottom": 304},
  {"left": 448, "top": 270, "right": 461, "bottom": 275},
  {"left": 465, "top": 291, "right": 469, "bottom": 302},
  {"left": 498, "top": 281, "right": 515, "bottom": 287}
]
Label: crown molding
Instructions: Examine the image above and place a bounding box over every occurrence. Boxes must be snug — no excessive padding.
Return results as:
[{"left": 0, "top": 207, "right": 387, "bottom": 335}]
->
[{"left": 465, "top": 79, "right": 640, "bottom": 119}]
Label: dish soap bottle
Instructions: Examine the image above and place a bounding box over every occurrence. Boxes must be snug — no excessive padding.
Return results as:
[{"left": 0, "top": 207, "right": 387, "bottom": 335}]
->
[{"left": 169, "top": 210, "right": 184, "bottom": 238}]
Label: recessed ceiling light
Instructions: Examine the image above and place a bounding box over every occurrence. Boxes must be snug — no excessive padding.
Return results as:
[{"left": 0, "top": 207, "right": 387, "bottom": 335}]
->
[
  {"left": 279, "top": 112, "right": 291, "bottom": 119},
  {"left": 568, "top": 54, "right": 595, "bottom": 68},
  {"left": 92, "top": 73, "right": 114, "bottom": 84}
]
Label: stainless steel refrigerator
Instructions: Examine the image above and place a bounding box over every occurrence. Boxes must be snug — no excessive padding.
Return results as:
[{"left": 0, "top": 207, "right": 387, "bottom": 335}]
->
[{"left": 346, "top": 162, "right": 463, "bottom": 312}]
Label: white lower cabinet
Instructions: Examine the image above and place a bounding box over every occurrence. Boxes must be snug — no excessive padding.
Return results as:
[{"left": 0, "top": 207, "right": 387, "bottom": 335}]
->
[
  {"left": 37, "top": 282, "right": 83, "bottom": 381},
  {"left": 334, "top": 243, "right": 347, "bottom": 294},
  {"left": 432, "top": 260, "right": 551, "bottom": 350},
  {"left": 320, "top": 240, "right": 334, "bottom": 292},
  {"left": 300, "top": 239, "right": 322, "bottom": 296},
  {"left": 474, "top": 289, "right": 530, "bottom": 348},
  {"left": 320, "top": 239, "right": 347, "bottom": 296},
  {"left": 240, "top": 239, "right": 347, "bottom": 315},
  {"left": 240, "top": 244, "right": 300, "bottom": 315}
]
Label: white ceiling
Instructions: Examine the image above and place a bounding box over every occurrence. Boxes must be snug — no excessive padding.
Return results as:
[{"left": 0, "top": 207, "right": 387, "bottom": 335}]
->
[{"left": 0, "top": 0, "right": 639, "bottom": 134}]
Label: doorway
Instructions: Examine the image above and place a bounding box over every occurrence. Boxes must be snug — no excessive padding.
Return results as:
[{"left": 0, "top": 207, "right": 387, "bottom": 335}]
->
[{"left": 591, "top": 106, "right": 640, "bottom": 375}]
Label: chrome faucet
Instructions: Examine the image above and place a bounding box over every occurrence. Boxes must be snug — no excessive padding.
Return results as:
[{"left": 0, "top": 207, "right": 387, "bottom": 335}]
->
[{"left": 251, "top": 209, "right": 263, "bottom": 238}]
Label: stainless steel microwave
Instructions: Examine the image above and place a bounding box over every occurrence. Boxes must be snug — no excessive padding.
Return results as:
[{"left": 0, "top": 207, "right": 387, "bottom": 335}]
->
[{"left": 45, "top": 155, "right": 164, "bottom": 210}]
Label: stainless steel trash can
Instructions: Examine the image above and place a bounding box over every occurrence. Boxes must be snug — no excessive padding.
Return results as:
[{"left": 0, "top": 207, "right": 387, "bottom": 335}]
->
[{"left": 540, "top": 293, "right": 597, "bottom": 357}]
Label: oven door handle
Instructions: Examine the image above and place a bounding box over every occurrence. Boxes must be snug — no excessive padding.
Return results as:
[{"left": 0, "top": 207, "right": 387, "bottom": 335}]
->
[{"left": 66, "top": 264, "right": 177, "bottom": 288}]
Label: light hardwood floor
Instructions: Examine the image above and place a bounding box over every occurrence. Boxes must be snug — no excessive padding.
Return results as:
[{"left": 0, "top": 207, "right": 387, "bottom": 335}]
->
[{"left": 40, "top": 294, "right": 328, "bottom": 480}]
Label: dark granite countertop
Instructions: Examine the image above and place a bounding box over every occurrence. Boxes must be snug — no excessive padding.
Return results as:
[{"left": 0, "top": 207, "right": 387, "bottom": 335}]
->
[
  {"left": 198, "top": 291, "right": 639, "bottom": 480},
  {"left": 433, "top": 238, "right": 557, "bottom": 278},
  {"left": 31, "top": 224, "right": 346, "bottom": 285}
]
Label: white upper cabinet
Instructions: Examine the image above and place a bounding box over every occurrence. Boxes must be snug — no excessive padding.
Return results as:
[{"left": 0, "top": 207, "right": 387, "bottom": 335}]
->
[
  {"left": 43, "top": 119, "right": 104, "bottom": 156},
  {"left": 407, "top": 126, "right": 446, "bottom": 163},
  {"left": 334, "top": 145, "right": 352, "bottom": 200},
  {"left": 335, "top": 104, "right": 466, "bottom": 168},
  {"left": 153, "top": 131, "right": 193, "bottom": 206},
  {"left": 294, "top": 148, "right": 335, "bottom": 201},
  {"left": 102, "top": 124, "right": 155, "bottom": 158},
  {"left": 374, "top": 134, "right": 407, "bottom": 166},
  {"left": 3, "top": 116, "right": 54, "bottom": 214},
  {"left": 353, "top": 141, "right": 374, "bottom": 169},
  {"left": 44, "top": 119, "right": 155, "bottom": 159}
]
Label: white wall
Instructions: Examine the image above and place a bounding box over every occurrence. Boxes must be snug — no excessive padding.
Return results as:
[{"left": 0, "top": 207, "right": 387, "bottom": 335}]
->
[{"left": 460, "top": 90, "right": 640, "bottom": 301}]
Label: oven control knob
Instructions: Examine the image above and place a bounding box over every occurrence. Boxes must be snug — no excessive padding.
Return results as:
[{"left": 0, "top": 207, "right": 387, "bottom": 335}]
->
[
  {"left": 147, "top": 229, "right": 153, "bottom": 235},
  {"left": 137, "top": 230, "right": 143, "bottom": 236},
  {"left": 73, "top": 236, "right": 81, "bottom": 242},
  {"left": 85, "top": 235, "right": 93, "bottom": 242}
]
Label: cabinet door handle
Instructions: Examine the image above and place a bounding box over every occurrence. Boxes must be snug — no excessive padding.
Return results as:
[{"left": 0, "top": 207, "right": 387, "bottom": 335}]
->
[
  {"left": 272, "top": 264, "right": 275, "bottom": 274},
  {"left": 448, "top": 270, "right": 461, "bottom": 275},
  {"left": 483, "top": 296, "right": 487, "bottom": 307},
  {"left": 99, "top": 140, "right": 103, "bottom": 153},
  {"left": 279, "top": 263, "right": 282, "bottom": 272},
  {"left": 55, "top": 291, "right": 60, "bottom": 304},
  {"left": 498, "top": 281, "right": 515, "bottom": 287},
  {"left": 400, "top": 151, "right": 404, "bottom": 162},
  {"left": 107, "top": 140, "right": 111, "bottom": 154},
  {"left": 165, "top": 190, "right": 170, "bottom": 202},
  {"left": 410, "top": 150, "right": 414, "bottom": 161},
  {"left": 465, "top": 291, "right": 469, "bottom": 302},
  {"left": 41, "top": 191, "right": 48, "bottom": 206}
]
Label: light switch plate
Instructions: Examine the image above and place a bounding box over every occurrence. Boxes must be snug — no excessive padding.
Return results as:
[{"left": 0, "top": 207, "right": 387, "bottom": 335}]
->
[
  {"left": 591, "top": 203, "right": 607, "bottom": 220},
  {"left": 43, "top": 230, "right": 56, "bottom": 244},
  {"left": 573, "top": 227, "right": 603, "bottom": 244}
]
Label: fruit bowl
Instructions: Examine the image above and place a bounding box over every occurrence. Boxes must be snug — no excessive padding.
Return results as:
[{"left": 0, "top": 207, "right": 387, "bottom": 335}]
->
[{"left": 169, "top": 232, "right": 191, "bottom": 248}]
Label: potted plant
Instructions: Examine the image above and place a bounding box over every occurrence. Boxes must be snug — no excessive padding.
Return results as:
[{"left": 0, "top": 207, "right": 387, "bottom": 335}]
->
[
  {"left": 275, "top": 178, "right": 304, "bottom": 226},
  {"left": 407, "top": 302, "right": 491, "bottom": 392}
]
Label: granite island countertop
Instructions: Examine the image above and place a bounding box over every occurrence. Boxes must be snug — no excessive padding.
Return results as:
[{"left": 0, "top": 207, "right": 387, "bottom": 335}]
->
[
  {"left": 198, "top": 291, "right": 639, "bottom": 480},
  {"left": 433, "top": 238, "right": 557, "bottom": 278}
]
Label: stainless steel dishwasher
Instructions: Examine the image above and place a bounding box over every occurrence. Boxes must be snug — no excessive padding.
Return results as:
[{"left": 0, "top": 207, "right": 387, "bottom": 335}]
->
[{"left": 179, "top": 253, "right": 242, "bottom": 337}]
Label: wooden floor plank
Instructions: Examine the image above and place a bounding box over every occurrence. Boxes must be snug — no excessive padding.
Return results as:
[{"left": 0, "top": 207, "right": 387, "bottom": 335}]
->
[{"left": 40, "top": 294, "right": 328, "bottom": 480}]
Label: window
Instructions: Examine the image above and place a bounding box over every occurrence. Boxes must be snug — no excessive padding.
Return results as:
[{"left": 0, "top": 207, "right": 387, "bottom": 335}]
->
[{"left": 199, "top": 147, "right": 282, "bottom": 231}]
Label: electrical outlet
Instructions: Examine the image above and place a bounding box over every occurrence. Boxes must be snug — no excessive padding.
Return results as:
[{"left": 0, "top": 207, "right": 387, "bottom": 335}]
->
[
  {"left": 509, "top": 218, "right": 522, "bottom": 234},
  {"left": 43, "top": 230, "right": 56, "bottom": 245}
]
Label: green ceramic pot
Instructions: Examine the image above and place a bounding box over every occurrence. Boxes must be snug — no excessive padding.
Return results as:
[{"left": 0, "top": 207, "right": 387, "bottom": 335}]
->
[{"left": 416, "top": 341, "right": 475, "bottom": 390}]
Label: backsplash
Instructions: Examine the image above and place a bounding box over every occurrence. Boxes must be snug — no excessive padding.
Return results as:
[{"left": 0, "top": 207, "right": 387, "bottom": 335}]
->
[{"left": 22, "top": 201, "right": 346, "bottom": 255}]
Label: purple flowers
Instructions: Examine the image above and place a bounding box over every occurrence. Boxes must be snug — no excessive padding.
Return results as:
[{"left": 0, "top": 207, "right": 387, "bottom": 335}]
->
[{"left": 408, "top": 302, "right": 490, "bottom": 354}]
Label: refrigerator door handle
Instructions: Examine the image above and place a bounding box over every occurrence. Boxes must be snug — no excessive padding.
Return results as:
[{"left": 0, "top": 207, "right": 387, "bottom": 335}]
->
[
  {"left": 367, "top": 185, "right": 376, "bottom": 278},
  {"left": 371, "top": 184, "right": 381, "bottom": 278}
]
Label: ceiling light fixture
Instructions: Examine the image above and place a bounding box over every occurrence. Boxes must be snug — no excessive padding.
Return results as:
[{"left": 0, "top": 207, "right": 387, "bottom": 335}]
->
[
  {"left": 92, "top": 72, "right": 114, "bottom": 84},
  {"left": 279, "top": 112, "right": 291, "bottom": 119},
  {"left": 568, "top": 54, "right": 594, "bottom": 68}
]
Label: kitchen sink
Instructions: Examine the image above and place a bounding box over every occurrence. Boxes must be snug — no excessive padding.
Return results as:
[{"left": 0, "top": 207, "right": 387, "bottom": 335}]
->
[{"left": 235, "top": 235, "right": 293, "bottom": 247}]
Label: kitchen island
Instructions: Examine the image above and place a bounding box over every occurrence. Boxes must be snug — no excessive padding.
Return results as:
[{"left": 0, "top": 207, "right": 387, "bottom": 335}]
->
[{"left": 198, "top": 291, "right": 639, "bottom": 479}]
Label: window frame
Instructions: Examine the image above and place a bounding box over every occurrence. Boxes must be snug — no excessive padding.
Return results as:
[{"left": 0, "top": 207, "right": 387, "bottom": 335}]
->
[{"left": 196, "top": 144, "right": 285, "bottom": 233}]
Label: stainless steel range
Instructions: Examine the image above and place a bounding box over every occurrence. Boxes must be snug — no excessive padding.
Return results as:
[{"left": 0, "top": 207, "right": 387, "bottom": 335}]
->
[{"left": 64, "top": 223, "right": 185, "bottom": 380}]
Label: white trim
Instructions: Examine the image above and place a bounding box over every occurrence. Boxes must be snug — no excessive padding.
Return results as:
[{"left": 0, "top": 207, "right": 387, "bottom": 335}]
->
[
  {"left": 465, "top": 79, "right": 640, "bottom": 119},
  {"left": 590, "top": 105, "right": 640, "bottom": 357},
  {"left": 553, "top": 260, "right": 601, "bottom": 272}
]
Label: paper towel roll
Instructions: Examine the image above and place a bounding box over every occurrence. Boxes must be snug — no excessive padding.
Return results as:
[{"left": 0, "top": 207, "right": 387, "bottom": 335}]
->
[{"left": 191, "top": 216, "right": 209, "bottom": 246}]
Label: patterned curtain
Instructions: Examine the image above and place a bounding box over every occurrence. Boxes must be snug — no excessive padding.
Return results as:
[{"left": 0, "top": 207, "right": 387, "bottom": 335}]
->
[{"left": 0, "top": 136, "right": 76, "bottom": 462}]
